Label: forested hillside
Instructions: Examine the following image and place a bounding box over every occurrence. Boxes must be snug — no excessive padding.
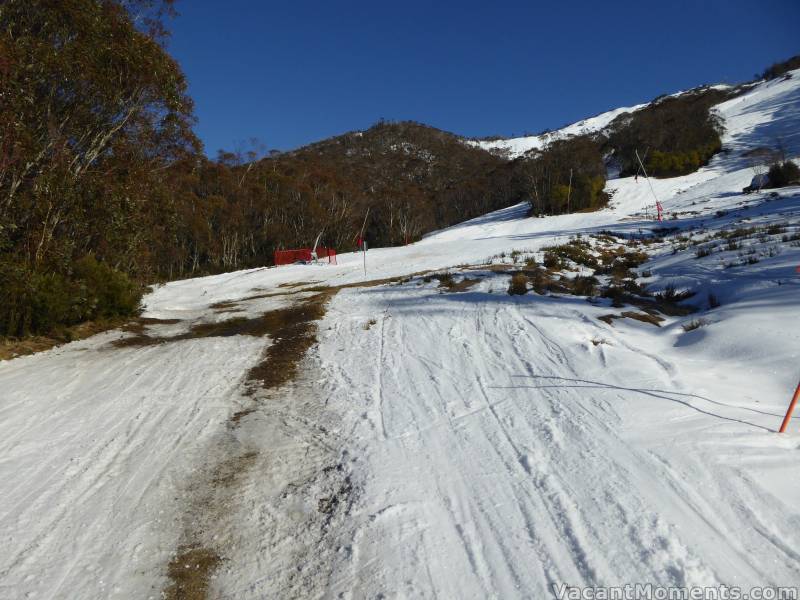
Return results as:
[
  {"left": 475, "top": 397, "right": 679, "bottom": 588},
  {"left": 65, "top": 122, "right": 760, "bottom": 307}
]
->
[
  {"left": 0, "top": 0, "right": 794, "bottom": 339},
  {"left": 0, "top": 1, "right": 535, "bottom": 338}
]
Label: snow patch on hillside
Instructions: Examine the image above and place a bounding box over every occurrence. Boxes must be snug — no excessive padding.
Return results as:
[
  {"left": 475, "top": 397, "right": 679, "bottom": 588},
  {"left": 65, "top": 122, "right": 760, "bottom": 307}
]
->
[{"left": 466, "top": 102, "right": 648, "bottom": 158}]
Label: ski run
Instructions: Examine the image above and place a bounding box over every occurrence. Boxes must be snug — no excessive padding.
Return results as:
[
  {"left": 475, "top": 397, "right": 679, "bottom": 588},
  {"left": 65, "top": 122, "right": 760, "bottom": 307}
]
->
[{"left": 2, "top": 70, "right": 800, "bottom": 599}]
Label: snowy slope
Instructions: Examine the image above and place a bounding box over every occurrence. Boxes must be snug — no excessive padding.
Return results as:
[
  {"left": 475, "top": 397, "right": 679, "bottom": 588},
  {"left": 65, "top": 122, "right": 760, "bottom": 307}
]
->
[
  {"left": 466, "top": 84, "right": 736, "bottom": 159},
  {"left": 1, "top": 72, "right": 799, "bottom": 599},
  {"left": 465, "top": 102, "right": 648, "bottom": 158}
]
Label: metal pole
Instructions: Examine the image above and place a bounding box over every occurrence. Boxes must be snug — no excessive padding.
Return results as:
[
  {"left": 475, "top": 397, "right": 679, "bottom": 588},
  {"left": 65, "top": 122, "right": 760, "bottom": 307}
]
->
[
  {"left": 567, "top": 168, "right": 572, "bottom": 213},
  {"left": 779, "top": 380, "right": 800, "bottom": 433},
  {"left": 636, "top": 148, "right": 660, "bottom": 221}
]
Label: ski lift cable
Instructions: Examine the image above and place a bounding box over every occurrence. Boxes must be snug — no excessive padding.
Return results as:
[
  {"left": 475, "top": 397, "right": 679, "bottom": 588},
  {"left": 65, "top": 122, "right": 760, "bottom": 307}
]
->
[{"left": 635, "top": 149, "right": 661, "bottom": 217}]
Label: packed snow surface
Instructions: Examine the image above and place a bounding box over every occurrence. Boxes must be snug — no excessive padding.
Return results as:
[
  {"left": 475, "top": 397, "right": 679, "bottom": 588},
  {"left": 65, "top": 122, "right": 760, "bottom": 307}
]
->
[{"left": 1, "top": 72, "right": 799, "bottom": 599}]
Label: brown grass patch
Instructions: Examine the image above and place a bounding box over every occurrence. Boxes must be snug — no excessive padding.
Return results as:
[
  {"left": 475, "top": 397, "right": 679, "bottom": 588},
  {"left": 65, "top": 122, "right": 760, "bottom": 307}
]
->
[
  {"left": 507, "top": 272, "right": 529, "bottom": 295},
  {"left": 111, "top": 310, "right": 302, "bottom": 348},
  {"left": 245, "top": 291, "right": 334, "bottom": 390},
  {"left": 600, "top": 311, "right": 665, "bottom": 327},
  {"left": 437, "top": 275, "right": 479, "bottom": 293},
  {"left": 621, "top": 311, "right": 665, "bottom": 326},
  {"left": 209, "top": 300, "right": 240, "bottom": 311},
  {"left": 1, "top": 316, "right": 143, "bottom": 361},
  {"left": 163, "top": 546, "right": 221, "bottom": 600}
]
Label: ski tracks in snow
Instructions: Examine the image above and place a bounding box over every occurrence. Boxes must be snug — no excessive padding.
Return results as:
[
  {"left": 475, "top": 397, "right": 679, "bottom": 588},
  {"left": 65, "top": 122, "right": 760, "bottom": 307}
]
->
[{"left": 316, "top": 282, "right": 800, "bottom": 598}]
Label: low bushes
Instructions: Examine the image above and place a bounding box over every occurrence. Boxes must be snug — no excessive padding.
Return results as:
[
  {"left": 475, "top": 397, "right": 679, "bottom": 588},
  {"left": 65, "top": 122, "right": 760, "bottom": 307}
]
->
[
  {"left": 605, "top": 87, "right": 731, "bottom": 178},
  {"left": 0, "top": 256, "right": 142, "bottom": 338},
  {"left": 646, "top": 141, "right": 722, "bottom": 177},
  {"left": 507, "top": 272, "right": 529, "bottom": 295},
  {"left": 767, "top": 161, "right": 800, "bottom": 188},
  {"left": 760, "top": 55, "right": 800, "bottom": 80}
]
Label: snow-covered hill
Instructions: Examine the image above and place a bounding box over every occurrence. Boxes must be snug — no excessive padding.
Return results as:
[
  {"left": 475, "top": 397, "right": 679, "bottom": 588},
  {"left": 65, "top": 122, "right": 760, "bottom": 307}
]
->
[
  {"left": 465, "top": 102, "right": 648, "bottom": 158},
  {"left": 1, "top": 72, "right": 799, "bottom": 599},
  {"left": 465, "top": 84, "right": 736, "bottom": 159}
]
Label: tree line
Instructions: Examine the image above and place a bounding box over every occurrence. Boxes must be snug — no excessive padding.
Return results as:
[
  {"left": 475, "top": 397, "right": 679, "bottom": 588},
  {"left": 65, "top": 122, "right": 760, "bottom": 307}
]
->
[
  {"left": 0, "top": 1, "right": 531, "bottom": 336},
  {"left": 1, "top": 1, "right": 793, "bottom": 338}
]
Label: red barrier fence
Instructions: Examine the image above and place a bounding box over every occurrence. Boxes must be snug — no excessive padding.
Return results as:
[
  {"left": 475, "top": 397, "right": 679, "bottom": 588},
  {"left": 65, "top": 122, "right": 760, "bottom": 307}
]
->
[{"left": 274, "top": 247, "right": 337, "bottom": 266}]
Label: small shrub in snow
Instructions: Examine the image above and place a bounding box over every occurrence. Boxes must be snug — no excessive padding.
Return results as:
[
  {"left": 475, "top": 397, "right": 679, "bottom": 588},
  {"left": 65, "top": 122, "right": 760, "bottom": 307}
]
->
[
  {"left": 568, "top": 276, "right": 599, "bottom": 297},
  {"left": 767, "top": 161, "right": 800, "bottom": 188},
  {"left": 695, "top": 246, "right": 712, "bottom": 258},
  {"left": 601, "top": 286, "right": 626, "bottom": 308},
  {"left": 507, "top": 273, "right": 529, "bottom": 296},
  {"left": 766, "top": 224, "right": 786, "bottom": 235},
  {"left": 436, "top": 272, "right": 454, "bottom": 286},
  {"left": 543, "top": 252, "right": 562, "bottom": 270},
  {"left": 682, "top": 318, "right": 709, "bottom": 332},
  {"left": 707, "top": 293, "right": 721, "bottom": 309}
]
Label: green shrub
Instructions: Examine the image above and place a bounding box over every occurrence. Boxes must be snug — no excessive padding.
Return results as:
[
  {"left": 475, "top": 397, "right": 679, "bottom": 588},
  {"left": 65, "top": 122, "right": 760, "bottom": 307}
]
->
[
  {"left": 767, "top": 161, "right": 800, "bottom": 188},
  {"left": 542, "top": 252, "right": 562, "bottom": 270},
  {"left": 569, "top": 275, "right": 599, "bottom": 296},
  {"left": 523, "top": 135, "right": 610, "bottom": 215},
  {"left": 605, "top": 88, "right": 730, "bottom": 178},
  {"left": 0, "top": 257, "right": 142, "bottom": 338},
  {"left": 72, "top": 255, "right": 142, "bottom": 318},
  {"left": 646, "top": 142, "right": 721, "bottom": 177}
]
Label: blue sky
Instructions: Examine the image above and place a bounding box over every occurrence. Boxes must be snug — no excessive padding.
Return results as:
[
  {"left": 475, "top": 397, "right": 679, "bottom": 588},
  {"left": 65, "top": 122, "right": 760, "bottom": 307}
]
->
[{"left": 167, "top": 0, "right": 800, "bottom": 156}]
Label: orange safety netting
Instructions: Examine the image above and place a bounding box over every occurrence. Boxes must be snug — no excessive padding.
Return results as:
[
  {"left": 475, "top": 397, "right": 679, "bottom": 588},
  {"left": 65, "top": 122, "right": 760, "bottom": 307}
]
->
[{"left": 274, "top": 247, "right": 337, "bottom": 266}]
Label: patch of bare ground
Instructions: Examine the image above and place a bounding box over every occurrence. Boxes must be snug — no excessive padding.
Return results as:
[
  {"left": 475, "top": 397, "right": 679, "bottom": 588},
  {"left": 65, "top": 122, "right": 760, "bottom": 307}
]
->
[
  {"left": 111, "top": 310, "right": 303, "bottom": 348},
  {"left": 161, "top": 273, "right": 464, "bottom": 597},
  {"left": 278, "top": 280, "right": 321, "bottom": 288},
  {"left": 434, "top": 273, "right": 480, "bottom": 293},
  {"left": 164, "top": 449, "right": 260, "bottom": 600},
  {"left": 599, "top": 311, "right": 665, "bottom": 327},
  {"left": 163, "top": 546, "right": 221, "bottom": 600},
  {"left": 209, "top": 300, "right": 240, "bottom": 311},
  {"left": 162, "top": 287, "right": 349, "bottom": 598},
  {"left": 0, "top": 316, "right": 180, "bottom": 361},
  {"left": 245, "top": 291, "right": 335, "bottom": 391}
]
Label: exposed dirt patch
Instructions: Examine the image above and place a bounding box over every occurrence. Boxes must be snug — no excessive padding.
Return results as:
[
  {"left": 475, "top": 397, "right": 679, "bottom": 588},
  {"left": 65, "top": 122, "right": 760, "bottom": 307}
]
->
[
  {"left": 317, "top": 473, "right": 354, "bottom": 524},
  {"left": 278, "top": 280, "right": 320, "bottom": 288},
  {"left": 239, "top": 290, "right": 294, "bottom": 301},
  {"left": 210, "top": 450, "right": 259, "bottom": 489},
  {"left": 1, "top": 316, "right": 152, "bottom": 361},
  {"left": 163, "top": 446, "right": 262, "bottom": 599},
  {"left": 437, "top": 275, "right": 480, "bottom": 293},
  {"left": 622, "top": 311, "right": 665, "bottom": 326},
  {"left": 161, "top": 277, "right": 416, "bottom": 598},
  {"left": 111, "top": 311, "right": 295, "bottom": 348},
  {"left": 163, "top": 546, "right": 221, "bottom": 600},
  {"left": 246, "top": 291, "right": 335, "bottom": 391},
  {"left": 229, "top": 407, "right": 257, "bottom": 422},
  {"left": 599, "top": 311, "right": 665, "bottom": 327},
  {"left": 209, "top": 300, "right": 241, "bottom": 311},
  {"left": 162, "top": 290, "right": 341, "bottom": 598}
]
